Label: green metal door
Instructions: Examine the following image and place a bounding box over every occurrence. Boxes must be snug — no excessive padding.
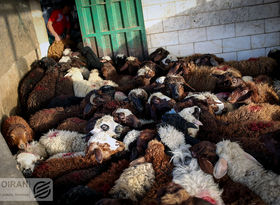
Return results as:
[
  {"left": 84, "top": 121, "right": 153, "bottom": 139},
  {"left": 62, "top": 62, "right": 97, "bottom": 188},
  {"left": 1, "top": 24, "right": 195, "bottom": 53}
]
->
[{"left": 76, "top": 0, "right": 148, "bottom": 60}]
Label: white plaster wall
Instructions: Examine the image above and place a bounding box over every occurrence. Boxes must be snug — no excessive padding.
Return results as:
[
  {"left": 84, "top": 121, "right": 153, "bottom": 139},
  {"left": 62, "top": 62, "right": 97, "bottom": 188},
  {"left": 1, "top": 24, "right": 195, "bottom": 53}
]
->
[{"left": 142, "top": 0, "right": 280, "bottom": 61}]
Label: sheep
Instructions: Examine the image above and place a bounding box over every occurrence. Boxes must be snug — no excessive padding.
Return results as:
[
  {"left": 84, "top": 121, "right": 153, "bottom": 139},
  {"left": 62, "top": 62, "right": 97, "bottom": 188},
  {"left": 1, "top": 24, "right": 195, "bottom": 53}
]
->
[
  {"left": 147, "top": 92, "right": 176, "bottom": 121},
  {"left": 190, "top": 141, "right": 266, "bottom": 205},
  {"left": 87, "top": 159, "right": 129, "bottom": 196},
  {"left": 65, "top": 67, "right": 118, "bottom": 98},
  {"left": 227, "top": 81, "right": 279, "bottom": 105},
  {"left": 101, "top": 60, "right": 136, "bottom": 93},
  {"left": 56, "top": 185, "right": 102, "bottom": 205},
  {"left": 86, "top": 115, "right": 123, "bottom": 139},
  {"left": 15, "top": 152, "right": 41, "bottom": 177},
  {"left": 184, "top": 53, "right": 224, "bottom": 67},
  {"left": 55, "top": 71, "right": 74, "bottom": 96},
  {"left": 183, "top": 92, "right": 225, "bottom": 115},
  {"left": 53, "top": 165, "right": 106, "bottom": 195},
  {"left": 109, "top": 162, "right": 155, "bottom": 201},
  {"left": 26, "top": 140, "right": 48, "bottom": 159},
  {"left": 80, "top": 46, "right": 103, "bottom": 70},
  {"left": 157, "top": 123, "right": 199, "bottom": 151},
  {"left": 178, "top": 106, "right": 203, "bottom": 138},
  {"left": 160, "top": 54, "right": 178, "bottom": 71},
  {"left": 57, "top": 117, "right": 87, "bottom": 133},
  {"left": 215, "top": 140, "right": 280, "bottom": 205},
  {"left": 27, "top": 67, "right": 59, "bottom": 113},
  {"left": 1, "top": 116, "right": 34, "bottom": 151},
  {"left": 115, "top": 54, "right": 127, "bottom": 70},
  {"left": 123, "top": 130, "right": 141, "bottom": 151},
  {"left": 39, "top": 129, "right": 86, "bottom": 156},
  {"left": 135, "top": 61, "right": 156, "bottom": 80},
  {"left": 171, "top": 144, "right": 224, "bottom": 205},
  {"left": 223, "top": 57, "right": 278, "bottom": 76},
  {"left": 140, "top": 140, "right": 174, "bottom": 204},
  {"left": 18, "top": 64, "right": 45, "bottom": 112},
  {"left": 156, "top": 182, "right": 212, "bottom": 205},
  {"left": 112, "top": 108, "right": 141, "bottom": 128},
  {"left": 217, "top": 103, "right": 280, "bottom": 123},
  {"left": 32, "top": 135, "right": 124, "bottom": 179},
  {"left": 149, "top": 47, "right": 169, "bottom": 64},
  {"left": 164, "top": 75, "right": 194, "bottom": 101},
  {"left": 183, "top": 63, "right": 218, "bottom": 92},
  {"left": 29, "top": 107, "right": 67, "bottom": 134},
  {"left": 86, "top": 132, "right": 125, "bottom": 163},
  {"left": 119, "top": 56, "right": 141, "bottom": 75},
  {"left": 47, "top": 95, "right": 83, "bottom": 108},
  {"left": 128, "top": 88, "right": 149, "bottom": 114}
]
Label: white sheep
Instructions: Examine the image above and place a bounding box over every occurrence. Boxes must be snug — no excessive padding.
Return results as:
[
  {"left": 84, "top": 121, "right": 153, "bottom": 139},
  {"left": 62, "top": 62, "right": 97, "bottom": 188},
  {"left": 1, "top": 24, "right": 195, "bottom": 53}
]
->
[
  {"left": 65, "top": 68, "right": 118, "bottom": 97},
  {"left": 15, "top": 152, "right": 41, "bottom": 176},
  {"left": 185, "top": 92, "right": 225, "bottom": 115},
  {"left": 215, "top": 140, "right": 280, "bottom": 205},
  {"left": 109, "top": 162, "right": 155, "bottom": 201},
  {"left": 26, "top": 141, "right": 48, "bottom": 159},
  {"left": 89, "top": 115, "right": 123, "bottom": 139},
  {"left": 39, "top": 129, "right": 86, "bottom": 156},
  {"left": 172, "top": 144, "right": 224, "bottom": 205},
  {"left": 123, "top": 130, "right": 141, "bottom": 151},
  {"left": 158, "top": 124, "right": 185, "bottom": 151}
]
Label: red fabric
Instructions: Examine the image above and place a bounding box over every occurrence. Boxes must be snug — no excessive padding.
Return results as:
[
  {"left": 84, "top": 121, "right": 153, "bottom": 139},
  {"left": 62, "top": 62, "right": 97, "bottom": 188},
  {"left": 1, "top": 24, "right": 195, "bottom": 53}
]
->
[{"left": 48, "top": 9, "right": 70, "bottom": 35}]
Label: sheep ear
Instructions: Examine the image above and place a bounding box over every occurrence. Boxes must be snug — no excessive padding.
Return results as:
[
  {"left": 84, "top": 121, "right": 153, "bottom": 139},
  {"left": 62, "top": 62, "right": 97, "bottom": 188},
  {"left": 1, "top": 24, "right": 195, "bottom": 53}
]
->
[
  {"left": 198, "top": 158, "right": 214, "bottom": 174},
  {"left": 94, "top": 148, "right": 103, "bottom": 163},
  {"left": 243, "top": 152, "right": 258, "bottom": 163},
  {"left": 213, "top": 157, "right": 228, "bottom": 179}
]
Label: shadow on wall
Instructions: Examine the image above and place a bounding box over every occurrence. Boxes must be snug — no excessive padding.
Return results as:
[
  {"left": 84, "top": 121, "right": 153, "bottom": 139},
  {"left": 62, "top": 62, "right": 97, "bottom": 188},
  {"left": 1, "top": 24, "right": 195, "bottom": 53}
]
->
[{"left": 142, "top": 0, "right": 280, "bottom": 61}]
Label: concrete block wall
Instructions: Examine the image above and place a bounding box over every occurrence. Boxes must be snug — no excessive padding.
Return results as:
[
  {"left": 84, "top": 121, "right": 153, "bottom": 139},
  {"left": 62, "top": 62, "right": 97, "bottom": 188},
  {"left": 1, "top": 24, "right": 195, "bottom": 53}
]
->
[{"left": 142, "top": 0, "right": 280, "bottom": 61}]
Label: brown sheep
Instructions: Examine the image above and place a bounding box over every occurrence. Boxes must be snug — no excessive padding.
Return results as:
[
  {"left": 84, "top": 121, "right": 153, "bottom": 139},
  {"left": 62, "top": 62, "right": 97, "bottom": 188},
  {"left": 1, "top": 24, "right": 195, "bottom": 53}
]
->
[
  {"left": 149, "top": 47, "right": 169, "bottom": 64},
  {"left": 190, "top": 141, "right": 266, "bottom": 205},
  {"left": 87, "top": 159, "right": 129, "bottom": 196},
  {"left": 32, "top": 154, "right": 96, "bottom": 179},
  {"left": 217, "top": 103, "right": 280, "bottom": 123},
  {"left": 18, "top": 64, "right": 45, "bottom": 112},
  {"left": 57, "top": 117, "right": 87, "bottom": 133},
  {"left": 183, "top": 63, "right": 217, "bottom": 92},
  {"left": 47, "top": 40, "right": 65, "bottom": 60},
  {"left": 228, "top": 81, "right": 279, "bottom": 105},
  {"left": 101, "top": 61, "right": 136, "bottom": 93},
  {"left": 55, "top": 71, "right": 74, "bottom": 96},
  {"left": 140, "top": 140, "right": 174, "bottom": 204},
  {"left": 223, "top": 57, "right": 278, "bottom": 76},
  {"left": 164, "top": 75, "right": 194, "bottom": 101},
  {"left": 29, "top": 107, "right": 66, "bottom": 134},
  {"left": 1, "top": 116, "right": 34, "bottom": 151},
  {"left": 157, "top": 182, "right": 212, "bottom": 205},
  {"left": 27, "top": 67, "right": 59, "bottom": 114},
  {"left": 119, "top": 56, "right": 141, "bottom": 76}
]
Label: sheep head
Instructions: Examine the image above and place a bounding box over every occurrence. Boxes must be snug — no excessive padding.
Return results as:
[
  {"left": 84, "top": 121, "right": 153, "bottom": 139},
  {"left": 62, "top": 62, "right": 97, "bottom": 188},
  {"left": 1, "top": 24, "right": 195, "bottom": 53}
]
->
[
  {"left": 148, "top": 92, "right": 176, "bottom": 121},
  {"left": 149, "top": 47, "right": 169, "bottom": 63},
  {"left": 86, "top": 132, "right": 125, "bottom": 163},
  {"left": 227, "top": 86, "right": 252, "bottom": 104},
  {"left": 101, "top": 61, "right": 117, "bottom": 79},
  {"left": 190, "top": 141, "right": 218, "bottom": 175},
  {"left": 165, "top": 75, "right": 194, "bottom": 100},
  {"left": 7, "top": 124, "right": 31, "bottom": 150},
  {"left": 195, "top": 54, "right": 219, "bottom": 67},
  {"left": 112, "top": 108, "right": 141, "bottom": 128},
  {"left": 119, "top": 56, "right": 141, "bottom": 75},
  {"left": 16, "top": 152, "right": 41, "bottom": 177},
  {"left": 87, "top": 115, "right": 123, "bottom": 139},
  {"left": 128, "top": 88, "right": 148, "bottom": 113}
]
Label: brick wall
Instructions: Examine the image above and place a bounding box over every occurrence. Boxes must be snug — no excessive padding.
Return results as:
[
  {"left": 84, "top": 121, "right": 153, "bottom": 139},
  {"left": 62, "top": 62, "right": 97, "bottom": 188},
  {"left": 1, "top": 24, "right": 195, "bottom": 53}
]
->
[{"left": 142, "top": 0, "right": 280, "bottom": 61}]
